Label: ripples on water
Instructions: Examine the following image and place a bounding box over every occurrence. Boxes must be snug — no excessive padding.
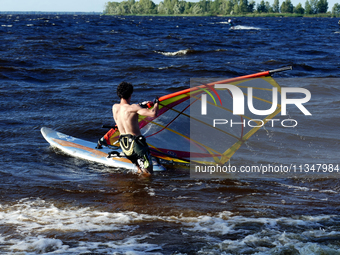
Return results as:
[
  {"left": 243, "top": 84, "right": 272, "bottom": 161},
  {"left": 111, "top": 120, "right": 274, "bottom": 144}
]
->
[{"left": 0, "top": 14, "right": 340, "bottom": 254}]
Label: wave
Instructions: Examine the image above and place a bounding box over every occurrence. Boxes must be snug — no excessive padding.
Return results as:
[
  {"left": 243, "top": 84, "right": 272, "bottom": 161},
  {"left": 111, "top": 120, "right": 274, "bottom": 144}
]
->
[
  {"left": 298, "top": 49, "right": 327, "bottom": 55},
  {"left": 154, "top": 49, "right": 197, "bottom": 56},
  {"left": 1, "top": 198, "right": 340, "bottom": 254},
  {"left": 280, "top": 183, "right": 338, "bottom": 194},
  {"left": 231, "top": 25, "right": 261, "bottom": 30},
  {"left": 262, "top": 59, "right": 287, "bottom": 65},
  {"left": 154, "top": 48, "right": 234, "bottom": 58},
  {"left": 214, "top": 22, "right": 260, "bottom": 30}
]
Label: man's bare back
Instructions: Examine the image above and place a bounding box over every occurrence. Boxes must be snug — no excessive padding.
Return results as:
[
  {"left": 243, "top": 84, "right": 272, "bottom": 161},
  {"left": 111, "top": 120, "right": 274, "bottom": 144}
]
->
[
  {"left": 113, "top": 103, "right": 142, "bottom": 136},
  {"left": 112, "top": 97, "right": 159, "bottom": 136}
]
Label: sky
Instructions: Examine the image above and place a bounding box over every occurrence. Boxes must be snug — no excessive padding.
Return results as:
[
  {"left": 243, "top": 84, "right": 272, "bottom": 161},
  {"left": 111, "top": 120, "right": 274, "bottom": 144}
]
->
[
  {"left": 0, "top": 0, "right": 108, "bottom": 12},
  {"left": 0, "top": 0, "right": 338, "bottom": 12}
]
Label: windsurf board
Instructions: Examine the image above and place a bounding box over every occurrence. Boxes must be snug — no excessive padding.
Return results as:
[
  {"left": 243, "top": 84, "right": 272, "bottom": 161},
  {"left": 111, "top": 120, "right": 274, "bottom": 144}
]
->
[{"left": 41, "top": 127, "right": 166, "bottom": 171}]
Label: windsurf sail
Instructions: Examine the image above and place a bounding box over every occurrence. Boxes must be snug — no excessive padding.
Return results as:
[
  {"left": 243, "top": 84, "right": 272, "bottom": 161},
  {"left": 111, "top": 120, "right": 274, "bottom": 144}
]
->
[{"left": 110, "top": 67, "right": 292, "bottom": 164}]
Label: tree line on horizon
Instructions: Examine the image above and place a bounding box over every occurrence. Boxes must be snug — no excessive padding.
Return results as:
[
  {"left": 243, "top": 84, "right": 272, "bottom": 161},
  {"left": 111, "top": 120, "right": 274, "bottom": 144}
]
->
[{"left": 104, "top": 0, "right": 340, "bottom": 16}]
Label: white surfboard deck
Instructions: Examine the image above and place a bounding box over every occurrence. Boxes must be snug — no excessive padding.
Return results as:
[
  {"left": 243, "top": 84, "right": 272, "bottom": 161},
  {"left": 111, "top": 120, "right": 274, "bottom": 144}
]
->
[{"left": 41, "top": 127, "right": 166, "bottom": 171}]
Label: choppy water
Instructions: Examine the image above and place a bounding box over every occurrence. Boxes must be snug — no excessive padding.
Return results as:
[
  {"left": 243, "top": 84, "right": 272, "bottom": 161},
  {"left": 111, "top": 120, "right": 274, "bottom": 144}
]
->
[{"left": 1, "top": 14, "right": 340, "bottom": 254}]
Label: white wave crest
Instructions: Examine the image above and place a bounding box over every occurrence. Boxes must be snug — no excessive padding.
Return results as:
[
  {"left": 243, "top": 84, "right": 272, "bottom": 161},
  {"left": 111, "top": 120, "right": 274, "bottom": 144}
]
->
[
  {"left": 1, "top": 199, "right": 340, "bottom": 254},
  {"left": 155, "top": 49, "right": 191, "bottom": 56},
  {"left": 231, "top": 25, "right": 261, "bottom": 30}
]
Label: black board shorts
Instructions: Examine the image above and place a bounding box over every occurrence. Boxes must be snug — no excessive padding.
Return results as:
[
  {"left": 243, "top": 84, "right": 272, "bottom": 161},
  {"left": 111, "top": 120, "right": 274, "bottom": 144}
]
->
[{"left": 119, "top": 134, "right": 151, "bottom": 170}]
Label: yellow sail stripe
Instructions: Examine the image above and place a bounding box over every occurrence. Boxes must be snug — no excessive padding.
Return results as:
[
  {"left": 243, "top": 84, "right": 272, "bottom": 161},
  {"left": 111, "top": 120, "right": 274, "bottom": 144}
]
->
[{"left": 219, "top": 106, "right": 282, "bottom": 164}]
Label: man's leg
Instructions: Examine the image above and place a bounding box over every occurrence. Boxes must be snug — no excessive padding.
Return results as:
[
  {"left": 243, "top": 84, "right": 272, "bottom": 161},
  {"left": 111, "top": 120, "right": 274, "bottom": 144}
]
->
[
  {"left": 136, "top": 165, "right": 152, "bottom": 176},
  {"left": 136, "top": 154, "right": 153, "bottom": 176}
]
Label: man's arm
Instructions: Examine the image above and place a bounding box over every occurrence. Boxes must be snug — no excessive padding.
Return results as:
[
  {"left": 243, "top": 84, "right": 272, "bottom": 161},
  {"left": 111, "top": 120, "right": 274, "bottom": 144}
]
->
[
  {"left": 112, "top": 105, "right": 118, "bottom": 124},
  {"left": 136, "top": 100, "right": 159, "bottom": 118}
]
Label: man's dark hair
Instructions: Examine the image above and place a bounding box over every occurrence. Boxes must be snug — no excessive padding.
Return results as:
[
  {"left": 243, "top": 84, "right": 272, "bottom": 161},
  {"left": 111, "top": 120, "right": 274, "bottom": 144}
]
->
[{"left": 117, "top": 82, "right": 133, "bottom": 99}]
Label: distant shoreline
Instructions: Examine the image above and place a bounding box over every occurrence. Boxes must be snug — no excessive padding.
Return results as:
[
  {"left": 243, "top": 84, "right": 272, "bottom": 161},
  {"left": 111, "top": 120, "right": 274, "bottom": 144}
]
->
[
  {"left": 0, "top": 12, "right": 337, "bottom": 18},
  {"left": 105, "top": 13, "right": 338, "bottom": 18}
]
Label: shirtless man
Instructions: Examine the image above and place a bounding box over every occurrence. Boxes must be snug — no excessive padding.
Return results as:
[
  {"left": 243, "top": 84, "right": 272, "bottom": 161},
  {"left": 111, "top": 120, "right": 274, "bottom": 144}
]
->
[
  {"left": 228, "top": 18, "right": 235, "bottom": 29},
  {"left": 112, "top": 81, "right": 159, "bottom": 175}
]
